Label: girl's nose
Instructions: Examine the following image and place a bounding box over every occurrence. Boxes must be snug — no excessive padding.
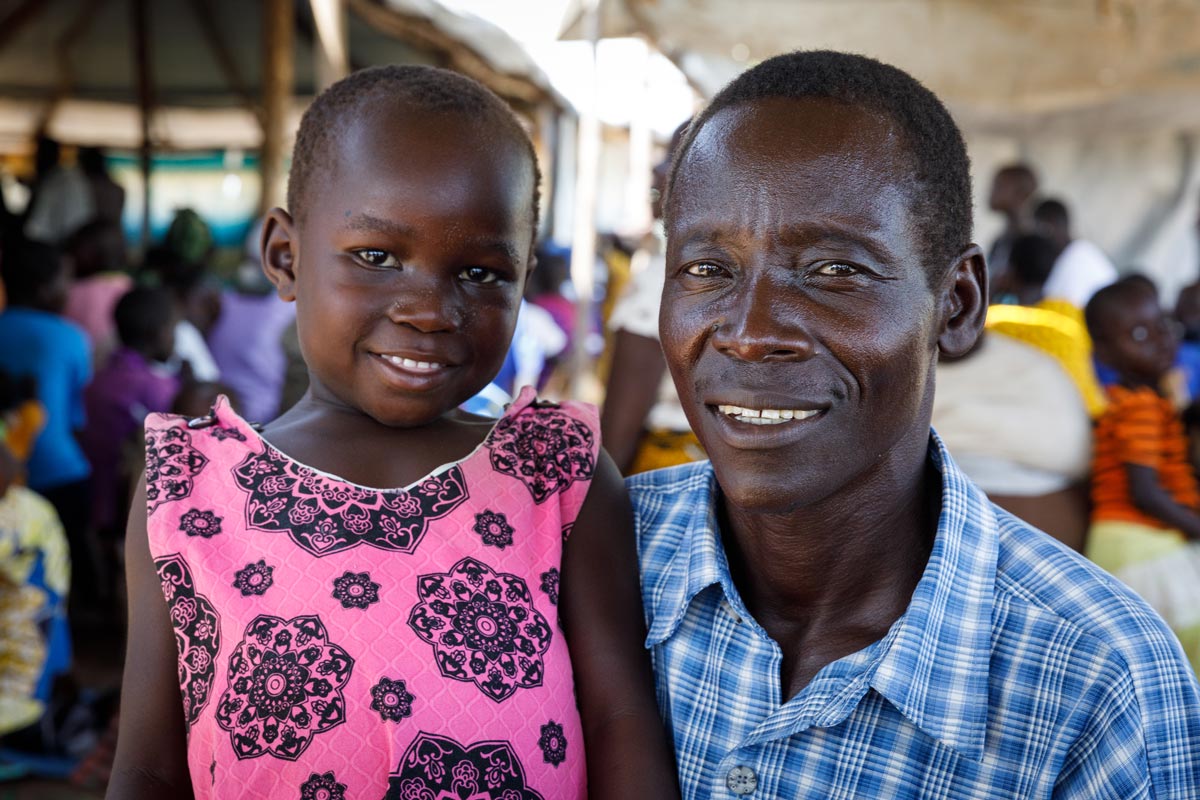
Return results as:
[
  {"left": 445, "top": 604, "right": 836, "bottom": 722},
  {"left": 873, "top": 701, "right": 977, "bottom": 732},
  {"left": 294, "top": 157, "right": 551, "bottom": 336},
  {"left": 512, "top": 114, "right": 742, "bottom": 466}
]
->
[{"left": 385, "top": 278, "right": 458, "bottom": 334}]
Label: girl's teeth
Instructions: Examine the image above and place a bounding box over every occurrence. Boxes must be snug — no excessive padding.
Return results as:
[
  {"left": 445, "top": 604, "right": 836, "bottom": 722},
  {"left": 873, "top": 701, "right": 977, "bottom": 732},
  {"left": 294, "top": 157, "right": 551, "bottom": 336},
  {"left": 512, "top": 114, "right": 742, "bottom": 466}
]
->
[{"left": 385, "top": 355, "right": 442, "bottom": 371}]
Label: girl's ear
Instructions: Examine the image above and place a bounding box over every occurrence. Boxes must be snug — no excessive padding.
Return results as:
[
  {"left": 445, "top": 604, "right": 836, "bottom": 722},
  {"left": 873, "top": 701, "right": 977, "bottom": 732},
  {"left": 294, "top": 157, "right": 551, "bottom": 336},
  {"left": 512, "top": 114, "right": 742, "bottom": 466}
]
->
[
  {"left": 262, "top": 207, "right": 299, "bottom": 302},
  {"left": 937, "top": 244, "right": 988, "bottom": 359}
]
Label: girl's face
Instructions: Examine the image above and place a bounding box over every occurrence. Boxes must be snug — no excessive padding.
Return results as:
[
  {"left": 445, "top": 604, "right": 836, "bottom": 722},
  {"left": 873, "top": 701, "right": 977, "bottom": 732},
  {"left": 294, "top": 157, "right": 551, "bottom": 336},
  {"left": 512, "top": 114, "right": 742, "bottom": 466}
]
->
[{"left": 265, "top": 107, "right": 536, "bottom": 428}]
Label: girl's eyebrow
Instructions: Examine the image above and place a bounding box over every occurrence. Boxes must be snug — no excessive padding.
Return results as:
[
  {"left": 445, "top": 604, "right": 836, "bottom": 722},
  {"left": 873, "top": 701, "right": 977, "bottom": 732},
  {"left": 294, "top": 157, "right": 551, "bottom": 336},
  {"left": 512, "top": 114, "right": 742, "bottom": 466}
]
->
[
  {"left": 344, "top": 212, "right": 413, "bottom": 238},
  {"left": 343, "top": 212, "right": 521, "bottom": 264}
]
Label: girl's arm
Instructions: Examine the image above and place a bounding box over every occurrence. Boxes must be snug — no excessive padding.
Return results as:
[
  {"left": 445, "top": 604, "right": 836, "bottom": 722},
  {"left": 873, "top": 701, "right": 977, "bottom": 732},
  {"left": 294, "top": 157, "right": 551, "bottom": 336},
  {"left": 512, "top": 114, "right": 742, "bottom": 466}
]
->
[
  {"left": 106, "top": 477, "right": 196, "bottom": 800},
  {"left": 561, "top": 450, "right": 681, "bottom": 798},
  {"left": 1126, "top": 463, "right": 1200, "bottom": 540}
]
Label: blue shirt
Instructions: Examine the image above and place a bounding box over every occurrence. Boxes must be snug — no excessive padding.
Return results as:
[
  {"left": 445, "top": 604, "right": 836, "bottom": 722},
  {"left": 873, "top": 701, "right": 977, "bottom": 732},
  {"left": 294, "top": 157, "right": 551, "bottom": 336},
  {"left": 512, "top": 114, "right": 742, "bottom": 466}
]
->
[
  {"left": 629, "top": 434, "right": 1200, "bottom": 799},
  {"left": 0, "top": 308, "right": 92, "bottom": 489}
]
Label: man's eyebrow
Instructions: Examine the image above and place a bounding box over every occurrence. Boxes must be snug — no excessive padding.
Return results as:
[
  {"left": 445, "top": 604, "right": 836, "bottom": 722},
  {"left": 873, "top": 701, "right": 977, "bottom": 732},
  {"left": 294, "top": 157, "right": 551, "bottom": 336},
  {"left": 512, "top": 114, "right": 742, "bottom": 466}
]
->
[{"left": 777, "top": 224, "right": 896, "bottom": 265}]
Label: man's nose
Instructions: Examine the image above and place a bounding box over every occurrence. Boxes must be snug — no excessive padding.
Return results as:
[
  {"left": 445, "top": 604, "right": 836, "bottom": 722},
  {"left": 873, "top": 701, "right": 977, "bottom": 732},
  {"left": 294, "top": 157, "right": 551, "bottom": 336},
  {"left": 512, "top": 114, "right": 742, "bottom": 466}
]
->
[{"left": 711, "top": 275, "right": 816, "bottom": 363}]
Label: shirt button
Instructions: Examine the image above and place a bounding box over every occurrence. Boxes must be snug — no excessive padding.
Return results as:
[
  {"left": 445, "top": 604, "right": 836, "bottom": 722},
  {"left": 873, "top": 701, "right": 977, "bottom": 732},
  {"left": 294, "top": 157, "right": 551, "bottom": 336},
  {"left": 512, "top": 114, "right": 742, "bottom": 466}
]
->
[{"left": 726, "top": 765, "right": 758, "bottom": 795}]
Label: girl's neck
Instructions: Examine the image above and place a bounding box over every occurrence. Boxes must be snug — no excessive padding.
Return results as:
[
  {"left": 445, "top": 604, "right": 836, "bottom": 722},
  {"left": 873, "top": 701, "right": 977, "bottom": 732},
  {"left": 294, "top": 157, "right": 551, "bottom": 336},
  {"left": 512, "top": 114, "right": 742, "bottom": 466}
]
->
[{"left": 260, "top": 384, "right": 499, "bottom": 491}]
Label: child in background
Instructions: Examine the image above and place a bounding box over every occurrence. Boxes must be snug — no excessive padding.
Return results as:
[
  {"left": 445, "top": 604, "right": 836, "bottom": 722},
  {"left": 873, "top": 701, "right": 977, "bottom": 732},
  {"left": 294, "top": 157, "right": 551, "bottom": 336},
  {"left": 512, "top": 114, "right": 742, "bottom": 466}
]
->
[
  {"left": 109, "top": 66, "right": 679, "bottom": 800},
  {"left": 83, "top": 286, "right": 180, "bottom": 540},
  {"left": 1084, "top": 277, "right": 1200, "bottom": 671}
]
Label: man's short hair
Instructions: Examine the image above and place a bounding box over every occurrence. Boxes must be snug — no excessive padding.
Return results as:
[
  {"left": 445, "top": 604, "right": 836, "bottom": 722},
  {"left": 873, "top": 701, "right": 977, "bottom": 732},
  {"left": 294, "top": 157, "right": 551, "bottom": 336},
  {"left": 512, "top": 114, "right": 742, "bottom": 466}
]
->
[
  {"left": 288, "top": 65, "right": 540, "bottom": 229},
  {"left": 667, "top": 50, "right": 972, "bottom": 273},
  {"left": 995, "top": 163, "right": 1038, "bottom": 194}
]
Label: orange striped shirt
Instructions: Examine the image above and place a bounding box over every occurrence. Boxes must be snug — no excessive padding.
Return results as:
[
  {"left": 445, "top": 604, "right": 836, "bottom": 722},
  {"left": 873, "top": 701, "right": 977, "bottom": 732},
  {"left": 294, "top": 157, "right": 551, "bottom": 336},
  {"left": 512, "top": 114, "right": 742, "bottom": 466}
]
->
[{"left": 1090, "top": 384, "right": 1200, "bottom": 526}]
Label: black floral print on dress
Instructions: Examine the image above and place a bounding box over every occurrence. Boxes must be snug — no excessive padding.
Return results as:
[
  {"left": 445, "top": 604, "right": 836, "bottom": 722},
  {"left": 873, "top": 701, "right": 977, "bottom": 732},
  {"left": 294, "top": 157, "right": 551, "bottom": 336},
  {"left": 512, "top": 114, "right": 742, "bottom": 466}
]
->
[
  {"left": 209, "top": 423, "right": 247, "bottom": 442},
  {"left": 179, "top": 508, "right": 223, "bottom": 538},
  {"left": 408, "top": 557, "right": 553, "bottom": 702},
  {"left": 473, "top": 510, "right": 515, "bottom": 549},
  {"left": 155, "top": 554, "right": 221, "bottom": 729},
  {"left": 539, "top": 568, "right": 559, "bottom": 606},
  {"left": 299, "top": 770, "right": 346, "bottom": 800},
  {"left": 538, "top": 720, "right": 567, "bottom": 767},
  {"left": 384, "top": 732, "right": 545, "bottom": 800},
  {"left": 369, "top": 677, "right": 414, "bottom": 722},
  {"left": 331, "top": 571, "right": 380, "bottom": 610},
  {"left": 216, "top": 614, "right": 354, "bottom": 760},
  {"left": 234, "top": 560, "right": 274, "bottom": 596},
  {"left": 145, "top": 426, "right": 209, "bottom": 514},
  {"left": 232, "top": 447, "right": 469, "bottom": 557},
  {"left": 486, "top": 406, "right": 595, "bottom": 504}
]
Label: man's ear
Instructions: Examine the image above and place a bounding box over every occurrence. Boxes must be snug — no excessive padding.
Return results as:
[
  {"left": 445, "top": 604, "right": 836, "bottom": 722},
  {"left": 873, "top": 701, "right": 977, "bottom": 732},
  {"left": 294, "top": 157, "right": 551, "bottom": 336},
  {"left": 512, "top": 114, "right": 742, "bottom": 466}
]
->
[
  {"left": 261, "top": 207, "right": 299, "bottom": 302},
  {"left": 937, "top": 244, "right": 988, "bottom": 359}
]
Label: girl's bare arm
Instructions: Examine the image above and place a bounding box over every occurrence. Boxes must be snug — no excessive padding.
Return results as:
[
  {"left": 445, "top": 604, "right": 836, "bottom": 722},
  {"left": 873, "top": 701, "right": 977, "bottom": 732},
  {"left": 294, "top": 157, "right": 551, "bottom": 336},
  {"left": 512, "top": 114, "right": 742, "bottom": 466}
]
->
[
  {"left": 561, "top": 450, "right": 681, "bottom": 798},
  {"left": 106, "top": 477, "right": 195, "bottom": 800}
]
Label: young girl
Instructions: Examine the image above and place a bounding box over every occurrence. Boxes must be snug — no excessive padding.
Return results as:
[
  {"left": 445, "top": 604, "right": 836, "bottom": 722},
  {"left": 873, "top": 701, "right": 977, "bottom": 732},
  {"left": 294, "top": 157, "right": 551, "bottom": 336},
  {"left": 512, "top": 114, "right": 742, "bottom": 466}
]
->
[{"left": 108, "top": 66, "right": 679, "bottom": 800}]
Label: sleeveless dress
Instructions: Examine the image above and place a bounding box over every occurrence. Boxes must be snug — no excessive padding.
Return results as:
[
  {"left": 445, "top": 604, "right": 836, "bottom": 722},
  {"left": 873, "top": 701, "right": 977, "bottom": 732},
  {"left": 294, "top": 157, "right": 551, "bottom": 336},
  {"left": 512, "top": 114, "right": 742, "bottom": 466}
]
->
[{"left": 144, "top": 387, "right": 596, "bottom": 799}]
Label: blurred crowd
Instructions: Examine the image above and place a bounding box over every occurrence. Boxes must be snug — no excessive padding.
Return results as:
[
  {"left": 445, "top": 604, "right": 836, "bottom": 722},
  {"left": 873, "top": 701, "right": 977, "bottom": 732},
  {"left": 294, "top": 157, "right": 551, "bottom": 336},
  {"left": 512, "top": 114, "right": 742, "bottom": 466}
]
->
[{"left": 0, "top": 135, "right": 1199, "bottom": 791}]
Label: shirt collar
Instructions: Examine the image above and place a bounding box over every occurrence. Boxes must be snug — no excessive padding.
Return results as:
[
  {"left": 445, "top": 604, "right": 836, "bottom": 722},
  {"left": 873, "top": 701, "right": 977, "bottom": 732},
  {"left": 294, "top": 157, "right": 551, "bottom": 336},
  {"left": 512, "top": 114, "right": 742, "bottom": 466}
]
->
[
  {"left": 643, "top": 462, "right": 731, "bottom": 646},
  {"left": 643, "top": 432, "right": 998, "bottom": 762}
]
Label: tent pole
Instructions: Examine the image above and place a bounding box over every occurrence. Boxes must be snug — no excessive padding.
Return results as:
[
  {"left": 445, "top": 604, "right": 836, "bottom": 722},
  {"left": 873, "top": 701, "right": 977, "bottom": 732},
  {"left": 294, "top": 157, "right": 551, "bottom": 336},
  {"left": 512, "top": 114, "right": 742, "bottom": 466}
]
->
[
  {"left": 260, "top": 0, "right": 294, "bottom": 215},
  {"left": 567, "top": 0, "right": 601, "bottom": 399},
  {"left": 309, "top": 0, "right": 349, "bottom": 92},
  {"left": 131, "top": 0, "right": 153, "bottom": 251}
]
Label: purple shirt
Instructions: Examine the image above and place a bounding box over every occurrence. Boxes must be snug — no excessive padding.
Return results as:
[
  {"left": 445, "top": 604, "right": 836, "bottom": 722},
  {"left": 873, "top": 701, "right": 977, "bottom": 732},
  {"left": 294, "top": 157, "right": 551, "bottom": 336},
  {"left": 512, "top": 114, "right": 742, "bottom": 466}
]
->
[
  {"left": 84, "top": 347, "right": 179, "bottom": 529},
  {"left": 207, "top": 290, "right": 296, "bottom": 423}
]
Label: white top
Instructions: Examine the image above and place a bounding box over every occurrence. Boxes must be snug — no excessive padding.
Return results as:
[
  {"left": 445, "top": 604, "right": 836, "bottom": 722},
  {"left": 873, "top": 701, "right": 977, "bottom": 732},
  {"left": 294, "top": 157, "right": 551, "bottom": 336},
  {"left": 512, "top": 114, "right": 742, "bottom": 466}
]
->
[
  {"left": 1041, "top": 239, "right": 1118, "bottom": 309},
  {"left": 933, "top": 332, "right": 1091, "bottom": 495},
  {"left": 172, "top": 319, "right": 221, "bottom": 382}
]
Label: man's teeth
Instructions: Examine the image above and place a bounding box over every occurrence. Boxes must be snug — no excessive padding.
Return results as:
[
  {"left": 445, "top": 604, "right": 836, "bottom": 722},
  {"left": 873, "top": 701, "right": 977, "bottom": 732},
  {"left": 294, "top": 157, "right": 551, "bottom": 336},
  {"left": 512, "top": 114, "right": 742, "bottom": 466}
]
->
[
  {"left": 716, "top": 405, "right": 819, "bottom": 424},
  {"left": 383, "top": 355, "right": 443, "bottom": 371}
]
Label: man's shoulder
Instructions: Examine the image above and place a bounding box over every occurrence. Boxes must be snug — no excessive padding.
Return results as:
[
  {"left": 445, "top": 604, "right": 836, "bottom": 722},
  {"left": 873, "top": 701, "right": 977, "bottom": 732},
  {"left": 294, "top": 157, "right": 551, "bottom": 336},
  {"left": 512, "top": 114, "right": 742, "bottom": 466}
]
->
[
  {"left": 626, "top": 461, "right": 714, "bottom": 554},
  {"left": 627, "top": 461, "right": 714, "bottom": 517},
  {"left": 992, "top": 508, "right": 1198, "bottom": 686}
]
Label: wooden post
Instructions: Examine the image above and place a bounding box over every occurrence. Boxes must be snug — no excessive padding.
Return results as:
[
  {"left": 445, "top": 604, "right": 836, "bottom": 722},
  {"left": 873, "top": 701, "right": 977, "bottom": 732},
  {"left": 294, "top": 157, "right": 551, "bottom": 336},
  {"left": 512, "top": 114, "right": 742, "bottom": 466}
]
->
[
  {"left": 130, "top": 0, "right": 153, "bottom": 249},
  {"left": 260, "top": 0, "right": 294, "bottom": 215},
  {"left": 309, "top": 0, "right": 349, "bottom": 92}
]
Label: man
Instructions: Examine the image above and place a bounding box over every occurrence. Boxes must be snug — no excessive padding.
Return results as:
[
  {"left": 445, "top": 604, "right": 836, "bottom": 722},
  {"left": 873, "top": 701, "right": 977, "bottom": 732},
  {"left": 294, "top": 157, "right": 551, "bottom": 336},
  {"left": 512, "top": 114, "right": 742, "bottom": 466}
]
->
[
  {"left": 631, "top": 50, "right": 1200, "bottom": 798},
  {"left": 1035, "top": 197, "right": 1118, "bottom": 309},
  {"left": 986, "top": 162, "right": 1038, "bottom": 286}
]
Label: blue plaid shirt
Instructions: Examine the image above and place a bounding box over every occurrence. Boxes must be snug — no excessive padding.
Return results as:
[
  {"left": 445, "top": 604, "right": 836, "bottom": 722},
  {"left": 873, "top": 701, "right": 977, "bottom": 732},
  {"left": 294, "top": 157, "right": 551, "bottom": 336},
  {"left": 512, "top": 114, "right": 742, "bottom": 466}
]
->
[{"left": 630, "top": 434, "right": 1200, "bottom": 799}]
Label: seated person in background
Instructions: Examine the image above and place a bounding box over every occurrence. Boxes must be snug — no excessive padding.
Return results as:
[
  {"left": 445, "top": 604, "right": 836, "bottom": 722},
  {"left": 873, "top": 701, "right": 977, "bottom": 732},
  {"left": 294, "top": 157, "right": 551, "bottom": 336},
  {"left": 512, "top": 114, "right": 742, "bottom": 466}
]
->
[
  {"left": 1034, "top": 198, "right": 1117, "bottom": 309},
  {"left": 143, "top": 246, "right": 221, "bottom": 383},
  {"left": 83, "top": 286, "right": 180, "bottom": 540},
  {"left": 1084, "top": 277, "right": 1200, "bottom": 671},
  {"left": 0, "top": 238, "right": 93, "bottom": 612},
  {"left": 934, "top": 322, "right": 1095, "bottom": 551},
  {"left": 62, "top": 220, "right": 132, "bottom": 368},
  {"left": 0, "top": 439, "right": 71, "bottom": 738}
]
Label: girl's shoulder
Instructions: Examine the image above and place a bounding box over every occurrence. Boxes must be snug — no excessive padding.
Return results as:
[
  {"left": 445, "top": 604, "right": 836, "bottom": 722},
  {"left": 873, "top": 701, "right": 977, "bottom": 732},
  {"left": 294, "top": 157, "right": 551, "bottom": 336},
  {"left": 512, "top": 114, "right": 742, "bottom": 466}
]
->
[{"left": 145, "top": 394, "right": 257, "bottom": 445}]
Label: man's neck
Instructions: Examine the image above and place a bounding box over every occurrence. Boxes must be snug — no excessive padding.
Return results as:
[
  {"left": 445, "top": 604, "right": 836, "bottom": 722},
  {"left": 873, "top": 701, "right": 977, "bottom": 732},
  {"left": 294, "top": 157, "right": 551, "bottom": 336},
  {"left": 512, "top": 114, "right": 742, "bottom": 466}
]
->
[{"left": 720, "top": 433, "right": 939, "bottom": 697}]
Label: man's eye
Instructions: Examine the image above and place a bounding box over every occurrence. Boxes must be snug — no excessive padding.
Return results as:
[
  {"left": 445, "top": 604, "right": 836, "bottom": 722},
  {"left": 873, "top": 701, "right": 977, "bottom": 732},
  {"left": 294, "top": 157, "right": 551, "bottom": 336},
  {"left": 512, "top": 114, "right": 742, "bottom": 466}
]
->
[
  {"left": 460, "top": 267, "right": 499, "bottom": 284},
  {"left": 815, "top": 262, "right": 859, "bottom": 277},
  {"left": 684, "top": 262, "right": 724, "bottom": 277},
  {"left": 352, "top": 249, "right": 399, "bottom": 269}
]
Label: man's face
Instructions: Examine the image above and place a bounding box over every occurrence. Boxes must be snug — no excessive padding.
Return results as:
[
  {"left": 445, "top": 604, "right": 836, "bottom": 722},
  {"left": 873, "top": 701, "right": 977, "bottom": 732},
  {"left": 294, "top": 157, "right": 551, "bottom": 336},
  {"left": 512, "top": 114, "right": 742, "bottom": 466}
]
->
[{"left": 662, "top": 97, "right": 948, "bottom": 513}]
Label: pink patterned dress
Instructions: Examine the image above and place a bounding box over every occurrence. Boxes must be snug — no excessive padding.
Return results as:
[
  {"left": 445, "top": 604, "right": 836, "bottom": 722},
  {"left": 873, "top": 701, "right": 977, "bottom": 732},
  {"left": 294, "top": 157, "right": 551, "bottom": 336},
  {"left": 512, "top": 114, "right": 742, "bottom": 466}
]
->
[{"left": 144, "top": 387, "right": 596, "bottom": 799}]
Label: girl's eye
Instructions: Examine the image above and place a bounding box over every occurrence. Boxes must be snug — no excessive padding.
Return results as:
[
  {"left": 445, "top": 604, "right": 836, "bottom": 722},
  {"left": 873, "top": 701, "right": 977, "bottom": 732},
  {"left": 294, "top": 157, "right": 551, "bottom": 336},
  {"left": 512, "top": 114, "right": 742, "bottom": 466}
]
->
[
  {"left": 352, "top": 249, "right": 399, "bottom": 269},
  {"left": 815, "top": 262, "right": 859, "bottom": 277},
  {"left": 684, "top": 262, "right": 725, "bottom": 278},
  {"left": 460, "top": 266, "right": 499, "bottom": 284}
]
